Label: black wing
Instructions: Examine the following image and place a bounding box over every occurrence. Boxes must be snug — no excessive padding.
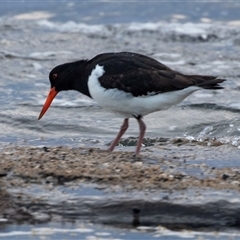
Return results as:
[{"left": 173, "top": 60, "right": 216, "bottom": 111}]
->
[{"left": 91, "top": 52, "right": 225, "bottom": 97}]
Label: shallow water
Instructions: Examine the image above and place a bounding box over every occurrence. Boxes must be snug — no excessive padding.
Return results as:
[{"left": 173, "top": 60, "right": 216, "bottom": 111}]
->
[
  {"left": 1, "top": 2, "right": 240, "bottom": 239},
  {"left": 3, "top": 182, "right": 240, "bottom": 240},
  {"left": 1, "top": 16, "right": 240, "bottom": 149}
]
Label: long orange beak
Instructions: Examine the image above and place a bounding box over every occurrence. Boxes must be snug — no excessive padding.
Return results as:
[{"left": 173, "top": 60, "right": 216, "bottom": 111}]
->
[{"left": 38, "top": 87, "right": 58, "bottom": 120}]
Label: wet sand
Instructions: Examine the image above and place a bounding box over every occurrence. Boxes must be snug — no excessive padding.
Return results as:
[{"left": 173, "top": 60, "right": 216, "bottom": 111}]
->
[
  {"left": 0, "top": 142, "right": 239, "bottom": 191},
  {"left": 0, "top": 139, "right": 240, "bottom": 225}
]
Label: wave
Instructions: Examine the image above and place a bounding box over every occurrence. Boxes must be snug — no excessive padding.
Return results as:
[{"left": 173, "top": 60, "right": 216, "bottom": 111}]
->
[{"left": 35, "top": 19, "right": 240, "bottom": 43}]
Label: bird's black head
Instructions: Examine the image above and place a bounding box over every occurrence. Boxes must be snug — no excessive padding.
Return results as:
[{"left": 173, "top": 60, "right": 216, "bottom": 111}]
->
[
  {"left": 38, "top": 60, "right": 88, "bottom": 120},
  {"left": 49, "top": 60, "right": 87, "bottom": 92}
]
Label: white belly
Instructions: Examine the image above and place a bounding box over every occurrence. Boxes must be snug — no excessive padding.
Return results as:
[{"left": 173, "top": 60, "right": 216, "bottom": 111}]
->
[{"left": 88, "top": 64, "right": 200, "bottom": 118}]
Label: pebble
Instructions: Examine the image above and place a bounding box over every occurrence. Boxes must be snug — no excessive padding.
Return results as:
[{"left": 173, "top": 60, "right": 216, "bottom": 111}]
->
[{"left": 231, "top": 180, "right": 240, "bottom": 186}]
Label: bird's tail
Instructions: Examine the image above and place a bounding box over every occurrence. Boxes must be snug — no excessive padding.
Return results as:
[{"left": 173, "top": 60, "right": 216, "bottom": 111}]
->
[{"left": 187, "top": 75, "right": 226, "bottom": 89}]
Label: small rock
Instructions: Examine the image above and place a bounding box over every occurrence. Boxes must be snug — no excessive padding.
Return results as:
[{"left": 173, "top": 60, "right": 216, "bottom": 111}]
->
[
  {"left": 222, "top": 174, "right": 229, "bottom": 180},
  {"left": 231, "top": 181, "right": 240, "bottom": 186},
  {"left": 133, "top": 161, "right": 143, "bottom": 167},
  {"left": 32, "top": 212, "right": 50, "bottom": 222},
  {"left": 132, "top": 206, "right": 140, "bottom": 214},
  {"left": 159, "top": 173, "right": 168, "bottom": 180},
  {"left": 43, "top": 147, "right": 50, "bottom": 152},
  {"left": 45, "top": 176, "right": 57, "bottom": 184}
]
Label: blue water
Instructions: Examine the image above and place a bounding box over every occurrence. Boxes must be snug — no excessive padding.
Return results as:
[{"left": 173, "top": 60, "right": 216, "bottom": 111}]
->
[{"left": 1, "top": 1, "right": 240, "bottom": 24}]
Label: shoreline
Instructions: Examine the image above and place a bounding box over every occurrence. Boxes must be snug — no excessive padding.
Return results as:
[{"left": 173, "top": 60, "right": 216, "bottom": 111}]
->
[{"left": 1, "top": 143, "right": 240, "bottom": 234}]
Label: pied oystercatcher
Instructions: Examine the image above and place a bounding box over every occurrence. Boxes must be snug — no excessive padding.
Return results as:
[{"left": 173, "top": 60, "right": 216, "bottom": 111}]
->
[{"left": 38, "top": 52, "right": 225, "bottom": 154}]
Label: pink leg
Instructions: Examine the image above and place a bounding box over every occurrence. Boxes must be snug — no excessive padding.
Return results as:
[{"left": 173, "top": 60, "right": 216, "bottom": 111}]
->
[
  {"left": 135, "top": 118, "right": 146, "bottom": 155},
  {"left": 108, "top": 118, "right": 129, "bottom": 152}
]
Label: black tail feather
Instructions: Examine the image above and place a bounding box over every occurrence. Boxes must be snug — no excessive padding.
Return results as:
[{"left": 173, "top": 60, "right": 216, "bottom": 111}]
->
[{"left": 187, "top": 75, "right": 226, "bottom": 90}]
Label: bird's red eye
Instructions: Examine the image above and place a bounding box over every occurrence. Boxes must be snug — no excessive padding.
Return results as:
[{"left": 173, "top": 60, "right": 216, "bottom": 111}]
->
[{"left": 52, "top": 73, "right": 58, "bottom": 79}]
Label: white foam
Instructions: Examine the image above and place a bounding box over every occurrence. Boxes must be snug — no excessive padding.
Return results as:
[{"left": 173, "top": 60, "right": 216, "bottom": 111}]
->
[
  {"left": 153, "top": 226, "right": 240, "bottom": 238},
  {"left": 34, "top": 18, "right": 240, "bottom": 45},
  {"left": 13, "top": 11, "right": 54, "bottom": 20},
  {"left": 38, "top": 20, "right": 107, "bottom": 34},
  {"left": 127, "top": 22, "right": 162, "bottom": 31},
  {"left": 95, "top": 232, "right": 111, "bottom": 236},
  {"left": 29, "top": 51, "right": 73, "bottom": 59},
  {"left": 37, "top": 19, "right": 209, "bottom": 39},
  {"left": 0, "top": 49, "right": 73, "bottom": 60},
  {"left": 193, "top": 91, "right": 215, "bottom": 98},
  {"left": 153, "top": 53, "right": 185, "bottom": 66},
  {"left": 165, "top": 22, "right": 210, "bottom": 36},
  {"left": 153, "top": 52, "right": 182, "bottom": 59},
  {"left": 229, "top": 103, "right": 240, "bottom": 109},
  {"left": 0, "top": 227, "right": 94, "bottom": 237},
  {"left": 32, "top": 62, "right": 43, "bottom": 71},
  {"left": 158, "top": 59, "right": 186, "bottom": 66},
  {"left": 127, "top": 21, "right": 210, "bottom": 38}
]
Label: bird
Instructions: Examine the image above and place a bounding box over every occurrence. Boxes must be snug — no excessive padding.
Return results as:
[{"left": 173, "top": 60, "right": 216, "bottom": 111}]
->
[{"left": 38, "top": 52, "right": 225, "bottom": 155}]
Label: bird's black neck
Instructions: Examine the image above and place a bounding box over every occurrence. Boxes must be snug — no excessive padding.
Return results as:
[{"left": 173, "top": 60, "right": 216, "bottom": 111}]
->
[{"left": 70, "top": 60, "right": 93, "bottom": 98}]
